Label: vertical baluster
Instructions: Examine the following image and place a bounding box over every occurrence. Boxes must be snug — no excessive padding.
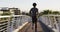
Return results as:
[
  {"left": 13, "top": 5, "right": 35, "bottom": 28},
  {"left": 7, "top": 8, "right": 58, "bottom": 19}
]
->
[{"left": 55, "top": 16, "right": 60, "bottom": 32}]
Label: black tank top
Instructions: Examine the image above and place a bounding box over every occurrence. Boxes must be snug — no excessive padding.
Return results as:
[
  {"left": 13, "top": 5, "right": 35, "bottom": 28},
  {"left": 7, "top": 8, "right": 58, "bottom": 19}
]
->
[{"left": 30, "top": 8, "right": 38, "bottom": 16}]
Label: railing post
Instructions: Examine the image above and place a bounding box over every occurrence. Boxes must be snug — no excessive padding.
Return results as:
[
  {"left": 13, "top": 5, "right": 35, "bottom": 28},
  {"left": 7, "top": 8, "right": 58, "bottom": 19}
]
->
[
  {"left": 11, "top": 17, "right": 15, "bottom": 32},
  {"left": 58, "top": 16, "right": 60, "bottom": 32},
  {"left": 20, "top": 16, "right": 22, "bottom": 26},
  {"left": 54, "top": 16, "right": 60, "bottom": 32},
  {"left": 48, "top": 16, "right": 51, "bottom": 25},
  {"left": 7, "top": 16, "right": 13, "bottom": 32}
]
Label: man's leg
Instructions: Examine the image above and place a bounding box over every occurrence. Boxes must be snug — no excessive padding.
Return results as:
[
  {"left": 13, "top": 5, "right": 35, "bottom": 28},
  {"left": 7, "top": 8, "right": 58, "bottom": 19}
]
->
[
  {"left": 32, "top": 17, "right": 34, "bottom": 29},
  {"left": 35, "top": 17, "right": 37, "bottom": 32},
  {"left": 32, "top": 22, "right": 34, "bottom": 29},
  {"left": 35, "top": 21, "right": 37, "bottom": 32}
]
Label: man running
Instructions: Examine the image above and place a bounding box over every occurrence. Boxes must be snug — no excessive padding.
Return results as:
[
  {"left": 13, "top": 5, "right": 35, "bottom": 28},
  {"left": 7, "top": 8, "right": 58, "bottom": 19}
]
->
[{"left": 29, "top": 3, "right": 38, "bottom": 31}]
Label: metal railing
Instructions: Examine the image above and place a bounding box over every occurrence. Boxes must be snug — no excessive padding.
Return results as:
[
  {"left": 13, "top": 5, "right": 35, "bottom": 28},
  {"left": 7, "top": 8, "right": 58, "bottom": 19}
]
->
[
  {"left": 39, "top": 15, "right": 60, "bottom": 32},
  {"left": 0, "top": 15, "right": 31, "bottom": 32}
]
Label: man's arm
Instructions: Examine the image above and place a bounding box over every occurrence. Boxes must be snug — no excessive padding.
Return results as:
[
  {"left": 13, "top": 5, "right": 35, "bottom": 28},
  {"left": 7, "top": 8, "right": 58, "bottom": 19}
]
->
[
  {"left": 36, "top": 8, "right": 39, "bottom": 18},
  {"left": 36, "top": 8, "right": 38, "bottom": 15},
  {"left": 29, "top": 9, "right": 32, "bottom": 16}
]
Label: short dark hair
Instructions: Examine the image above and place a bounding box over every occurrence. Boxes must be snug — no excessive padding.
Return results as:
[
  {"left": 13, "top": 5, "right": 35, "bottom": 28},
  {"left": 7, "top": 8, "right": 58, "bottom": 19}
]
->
[{"left": 33, "top": 3, "right": 37, "bottom": 6}]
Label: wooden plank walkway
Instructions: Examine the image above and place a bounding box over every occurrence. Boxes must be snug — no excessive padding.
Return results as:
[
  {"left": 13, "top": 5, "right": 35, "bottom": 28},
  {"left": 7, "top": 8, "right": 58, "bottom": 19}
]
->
[{"left": 19, "top": 22, "right": 43, "bottom": 32}]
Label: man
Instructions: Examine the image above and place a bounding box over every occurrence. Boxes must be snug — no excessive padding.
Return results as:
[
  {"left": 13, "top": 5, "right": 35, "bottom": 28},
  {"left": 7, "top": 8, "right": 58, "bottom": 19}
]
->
[{"left": 29, "top": 3, "right": 38, "bottom": 31}]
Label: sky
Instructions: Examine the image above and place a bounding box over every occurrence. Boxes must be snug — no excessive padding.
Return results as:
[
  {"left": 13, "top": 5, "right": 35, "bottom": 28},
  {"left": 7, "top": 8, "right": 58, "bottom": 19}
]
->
[{"left": 0, "top": 0, "right": 60, "bottom": 12}]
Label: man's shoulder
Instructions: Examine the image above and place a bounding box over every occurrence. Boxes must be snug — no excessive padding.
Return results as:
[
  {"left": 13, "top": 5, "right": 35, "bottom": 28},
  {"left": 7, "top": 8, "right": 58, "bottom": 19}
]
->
[
  {"left": 35, "top": 8, "right": 38, "bottom": 10},
  {"left": 31, "top": 8, "right": 38, "bottom": 9},
  {"left": 30, "top": 7, "right": 33, "bottom": 9}
]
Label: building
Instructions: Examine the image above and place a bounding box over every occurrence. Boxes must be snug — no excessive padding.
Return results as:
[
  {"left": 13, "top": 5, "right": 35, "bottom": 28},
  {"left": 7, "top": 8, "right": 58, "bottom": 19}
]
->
[
  {"left": 0, "top": 11, "right": 3, "bottom": 15},
  {"left": 0, "top": 7, "right": 11, "bottom": 15},
  {"left": 0, "top": 7, "right": 21, "bottom": 15},
  {"left": 9, "top": 7, "right": 20, "bottom": 15}
]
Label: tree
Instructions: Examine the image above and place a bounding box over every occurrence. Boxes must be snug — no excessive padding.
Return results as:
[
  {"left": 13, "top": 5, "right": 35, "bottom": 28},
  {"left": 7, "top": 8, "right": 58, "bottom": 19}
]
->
[
  {"left": 52, "top": 11, "right": 60, "bottom": 14},
  {"left": 39, "top": 9, "right": 60, "bottom": 16},
  {"left": 42, "top": 9, "right": 52, "bottom": 15}
]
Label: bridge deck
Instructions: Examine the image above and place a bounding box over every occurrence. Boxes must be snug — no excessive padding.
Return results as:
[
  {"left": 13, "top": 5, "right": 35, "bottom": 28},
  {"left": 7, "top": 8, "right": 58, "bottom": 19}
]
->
[{"left": 19, "top": 22, "right": 43, "bottom": 32}]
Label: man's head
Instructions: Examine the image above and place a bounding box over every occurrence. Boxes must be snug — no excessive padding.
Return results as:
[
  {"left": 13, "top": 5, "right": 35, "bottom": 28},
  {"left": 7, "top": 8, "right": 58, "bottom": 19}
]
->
[{"left": 33, "top": 3, "right": 37, "bottom": 7}]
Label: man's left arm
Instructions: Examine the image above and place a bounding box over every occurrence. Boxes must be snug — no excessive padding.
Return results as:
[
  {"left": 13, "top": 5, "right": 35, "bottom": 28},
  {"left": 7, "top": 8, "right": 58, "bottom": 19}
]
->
[{"left": 36, "top": 8, "right": 39, "bottom": 18}]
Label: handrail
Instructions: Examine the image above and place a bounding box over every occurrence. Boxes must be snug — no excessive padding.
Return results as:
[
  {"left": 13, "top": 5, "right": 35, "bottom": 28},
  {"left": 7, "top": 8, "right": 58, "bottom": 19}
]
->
[
  {"left": 39, "top": 15, "right": 60, "bottom": 32},
  {"left": 42, "top": 14, "right": 60, "bottom": 16},
  {"left": 0, "top": 15, "right": 31, "bottom": 32}
]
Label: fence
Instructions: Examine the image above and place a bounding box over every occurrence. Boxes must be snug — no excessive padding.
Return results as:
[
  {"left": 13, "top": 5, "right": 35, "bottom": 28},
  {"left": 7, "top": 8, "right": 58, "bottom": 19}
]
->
[
  {"left": 0, "top": 15, "right": 31, "bottom": 32},
  {"left": 39, "top": 15, "right": 60, "bottom": 32}
]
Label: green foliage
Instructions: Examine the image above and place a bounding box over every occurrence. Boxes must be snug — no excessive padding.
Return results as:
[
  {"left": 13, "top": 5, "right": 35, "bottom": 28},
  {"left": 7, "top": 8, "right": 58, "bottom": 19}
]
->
[
  {"left": 39, "top": 9, "right": 60, "bottom": 16},
  {"left": 41, "top": 10, "right": 52, "bottom": 15},
  {"left": 52, "top": 11, "right": 59, "bottom": 14}
]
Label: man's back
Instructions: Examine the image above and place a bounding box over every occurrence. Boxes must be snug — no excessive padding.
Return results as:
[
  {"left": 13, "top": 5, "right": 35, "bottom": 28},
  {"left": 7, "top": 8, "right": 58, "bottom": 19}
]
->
[{"left": 30, "top": 8, "right": 38, "bottom": 16}]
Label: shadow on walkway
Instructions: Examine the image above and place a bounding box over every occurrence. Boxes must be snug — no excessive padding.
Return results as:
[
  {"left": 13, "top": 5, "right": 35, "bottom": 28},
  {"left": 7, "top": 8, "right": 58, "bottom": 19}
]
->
[
  {"left": 39, "top": 21, "right": 54, "bottom": 32},
  {"left": 25, "top": 24, "right": 31, "bottom": 32}
]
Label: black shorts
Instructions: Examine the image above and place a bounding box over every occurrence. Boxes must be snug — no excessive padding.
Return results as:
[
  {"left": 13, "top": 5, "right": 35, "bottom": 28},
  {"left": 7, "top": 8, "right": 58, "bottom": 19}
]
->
[{"left": 32, "top": 16, "right": 37, "bottom": 23}]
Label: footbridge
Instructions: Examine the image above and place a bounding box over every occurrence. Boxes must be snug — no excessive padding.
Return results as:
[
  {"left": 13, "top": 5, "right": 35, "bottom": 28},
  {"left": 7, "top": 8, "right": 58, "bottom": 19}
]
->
[{"left": 0, "top": 15, "right": 60, "bottom": 32}]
